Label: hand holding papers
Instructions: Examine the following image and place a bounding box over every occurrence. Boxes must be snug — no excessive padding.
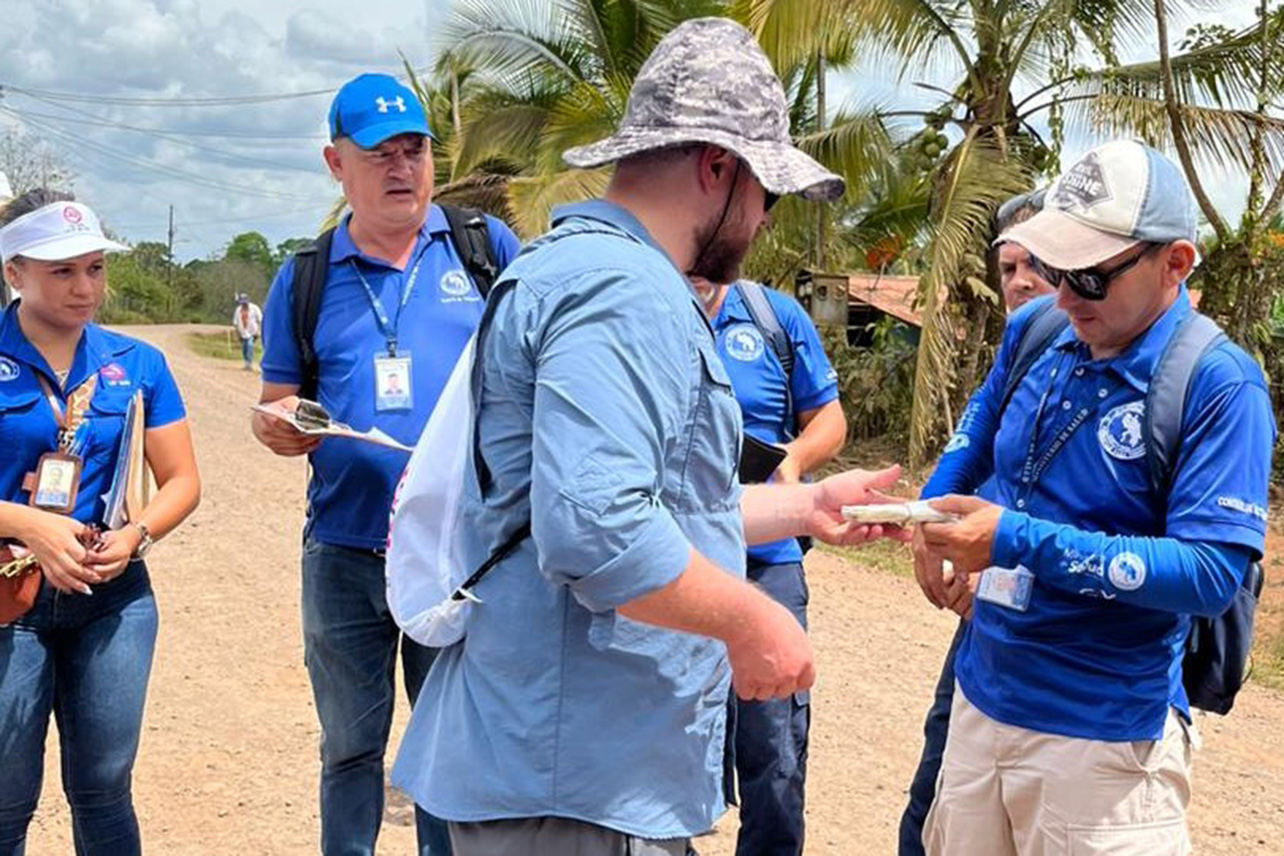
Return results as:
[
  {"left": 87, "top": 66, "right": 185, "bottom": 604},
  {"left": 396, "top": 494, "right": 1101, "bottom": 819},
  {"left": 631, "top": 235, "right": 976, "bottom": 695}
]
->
[{"left": 251, "top": 398, "right": 413, "bottom": 453}]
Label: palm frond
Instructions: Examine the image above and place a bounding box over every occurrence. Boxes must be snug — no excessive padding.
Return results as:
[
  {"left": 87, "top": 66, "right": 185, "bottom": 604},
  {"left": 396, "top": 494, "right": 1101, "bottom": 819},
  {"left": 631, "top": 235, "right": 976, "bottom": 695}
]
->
[
  {"left": 506, "top": 168, "right": 610, "bottom": 238},
  {"left": 798, "top": 106, "right": 897, "bottom": 203},
  {"left": 438, "top": 0, "right": 594, "bottom": 90},
  {"left": 1073, "top": 92, "right": 1284, "bottom": 176},
  {"left": 908, "top": 133, "right": 1032, "bottom": 469}
]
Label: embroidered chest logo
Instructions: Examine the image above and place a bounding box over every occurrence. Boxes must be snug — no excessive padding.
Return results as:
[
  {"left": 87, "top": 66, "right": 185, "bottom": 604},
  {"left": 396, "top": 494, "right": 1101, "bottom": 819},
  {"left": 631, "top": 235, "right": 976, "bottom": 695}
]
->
[
  {"left": 1097, "top": 401, "right": 1145, "bottom": 461},
  {"left": 1053, "top": 152, "right": 1112, "bottom": 212},
  {"left": 439, "top": 270, "right": 477, "bottom": 302},
  {"left": 724, "top": 324, "right": 764, "bottom": 362},
  {"left": 0, "top": 357, "right": 19, "bottom": 381},
  {"left": 100, "top": 362, "right": 131, "bottom": 387},
  {"left": 1108, "top": 552, "right": 1147, "bottom": 591}
]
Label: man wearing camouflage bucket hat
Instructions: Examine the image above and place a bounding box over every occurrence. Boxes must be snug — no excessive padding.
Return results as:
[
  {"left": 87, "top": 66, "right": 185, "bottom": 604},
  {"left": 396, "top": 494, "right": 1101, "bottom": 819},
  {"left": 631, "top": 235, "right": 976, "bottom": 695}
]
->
[{"left": 391, "top": 17, "right": 907, "bottom": 855}]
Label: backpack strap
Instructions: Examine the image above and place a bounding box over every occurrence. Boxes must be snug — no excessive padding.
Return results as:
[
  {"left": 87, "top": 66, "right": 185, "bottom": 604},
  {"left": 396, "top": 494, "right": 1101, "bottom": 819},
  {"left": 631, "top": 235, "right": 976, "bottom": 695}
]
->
[
  {"left": 735, "top": 280, "right": 794, "bottom": 375},
  {"left": 441, "top": 204, "right": 499, "bottom": 298},
  {"left": 998, "top": 299, "right": 1071, "bottom": 416},
  {"left": 1144, "top": 312, "right": 1226, "bottom": 495},
  {"left": 290, "top": 227, "right": 336, "bottom": 401},
  {"left": 734, "top": 280, "right": 797, "bottom": 436}
]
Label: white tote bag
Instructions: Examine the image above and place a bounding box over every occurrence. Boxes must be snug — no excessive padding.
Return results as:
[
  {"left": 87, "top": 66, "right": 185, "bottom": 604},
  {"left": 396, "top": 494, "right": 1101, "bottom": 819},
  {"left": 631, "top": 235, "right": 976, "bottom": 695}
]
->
[{"left": 385, "top": 336, "right": 479, "bottom": 647}]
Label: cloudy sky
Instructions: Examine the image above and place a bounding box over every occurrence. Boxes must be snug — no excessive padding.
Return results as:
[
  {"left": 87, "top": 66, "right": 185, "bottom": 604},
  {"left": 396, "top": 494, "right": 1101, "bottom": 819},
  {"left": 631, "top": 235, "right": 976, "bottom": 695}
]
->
[{"left": 0, "top": 1, "right": 1262, "bottom": 261}]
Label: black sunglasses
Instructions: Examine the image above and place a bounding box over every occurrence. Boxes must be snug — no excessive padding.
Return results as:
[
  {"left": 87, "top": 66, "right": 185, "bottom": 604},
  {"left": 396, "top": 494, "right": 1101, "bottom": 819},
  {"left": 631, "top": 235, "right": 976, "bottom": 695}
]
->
[
  {"left": 1028, "top": 243, "right": 1160, "bottom": 301},
  {"left": 764, "top": 192, "right": 780, "bottom": 213}
]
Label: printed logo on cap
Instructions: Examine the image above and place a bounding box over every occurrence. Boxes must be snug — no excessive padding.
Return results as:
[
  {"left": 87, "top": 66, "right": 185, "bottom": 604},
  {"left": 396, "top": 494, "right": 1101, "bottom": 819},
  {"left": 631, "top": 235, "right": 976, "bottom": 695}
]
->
[
  {"left": 1097, "top": 401, "right": 1145, "bottom": 461},
  {"left": 1053, "top": 151, "right": 1113, "bottom": 212},
  {"left": 375, "top": 96, "right": 406, "bottom": 114},
  {"left": 725, "top": 324, "right": 765, "bottom": 362},
  {"left": 63, "top": 205, "right": 83, "bottom": 225},
  {"left": 0, "top": 357, "right": 19, "bottom": 381}
]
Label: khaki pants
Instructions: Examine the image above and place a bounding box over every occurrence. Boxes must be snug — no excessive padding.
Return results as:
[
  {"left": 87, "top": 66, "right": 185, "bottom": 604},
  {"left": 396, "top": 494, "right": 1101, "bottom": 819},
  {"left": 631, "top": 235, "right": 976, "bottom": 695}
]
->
[{"left": 924, "top": 684, "right": 1196, "bottom": 856}]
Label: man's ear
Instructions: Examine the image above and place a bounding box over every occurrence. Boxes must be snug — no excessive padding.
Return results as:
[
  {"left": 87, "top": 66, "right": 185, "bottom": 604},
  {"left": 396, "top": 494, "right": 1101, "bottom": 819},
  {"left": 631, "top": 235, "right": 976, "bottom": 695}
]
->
[
  {"left": 1163, "top": 240, "right": 1197, "bottom": 285},
  {"left": 322, "top": 144, "right": 343, "bottom": 182},
  {"left": 696, "top": 145, "right": 735, "bottom": 193}
]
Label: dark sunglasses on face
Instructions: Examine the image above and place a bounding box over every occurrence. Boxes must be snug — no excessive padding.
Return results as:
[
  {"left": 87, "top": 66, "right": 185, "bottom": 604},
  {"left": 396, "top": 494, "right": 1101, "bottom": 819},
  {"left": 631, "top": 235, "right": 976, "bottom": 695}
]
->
[{"left": 1028, "top": 243, "right": 1160, "bottom": 301}]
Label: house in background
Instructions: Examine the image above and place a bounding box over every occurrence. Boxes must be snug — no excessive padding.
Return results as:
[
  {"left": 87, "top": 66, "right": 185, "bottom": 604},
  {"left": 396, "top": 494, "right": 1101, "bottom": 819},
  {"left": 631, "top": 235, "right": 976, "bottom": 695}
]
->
[{"left": 796, "top": 270, "right": 925, "bottom": 347}]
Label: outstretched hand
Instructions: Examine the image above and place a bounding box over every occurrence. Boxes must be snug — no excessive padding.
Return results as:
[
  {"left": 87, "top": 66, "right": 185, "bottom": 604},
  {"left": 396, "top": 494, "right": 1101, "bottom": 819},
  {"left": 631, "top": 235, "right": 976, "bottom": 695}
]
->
[
  {"left": 807, "top": 465, "right": 912, "bottom": 546},
  {"left": 920, "top": 494, "right": 1003, "bottom": 576}
]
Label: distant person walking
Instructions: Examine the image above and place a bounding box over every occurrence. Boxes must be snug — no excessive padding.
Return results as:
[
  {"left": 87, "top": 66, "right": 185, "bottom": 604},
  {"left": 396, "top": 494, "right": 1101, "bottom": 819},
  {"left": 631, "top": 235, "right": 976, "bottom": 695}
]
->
[
  {"left": 232, "top": 293, "right": 262, "bottom": 371},
  {"left": 0, "top": 189, "right": 202, "bottom": 855}
]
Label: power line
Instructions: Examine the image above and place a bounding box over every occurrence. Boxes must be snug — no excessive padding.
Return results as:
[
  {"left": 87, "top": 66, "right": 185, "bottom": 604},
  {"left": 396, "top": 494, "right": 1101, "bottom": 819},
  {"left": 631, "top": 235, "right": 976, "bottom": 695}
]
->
[
  {"left": 3, "top": 106, "right": 327, "bottom": 203},
  {"left": 5, "top": 97, "right": 317, "bottom": 174},
  {"left": 1, "top": 82, "right": 336, "bottom": 107},
  {"left": 2, "top": 104, "right": 325, "bottom": 140}
]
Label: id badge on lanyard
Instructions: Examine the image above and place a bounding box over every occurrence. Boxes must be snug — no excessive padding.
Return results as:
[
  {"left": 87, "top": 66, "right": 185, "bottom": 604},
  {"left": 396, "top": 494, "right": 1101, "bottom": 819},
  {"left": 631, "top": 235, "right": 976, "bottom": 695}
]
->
[
  {"left": 26, "top": 373, "right": 97, "bottom": 514},
  {"left": 975, "top": 565, "right": 1035, "bottom": 611},
  {"left": 374, "top": 353, "right": 413, "bottom": 412},
  {"left": 352, "top": 256, "right": 423, "bottom": 413}
]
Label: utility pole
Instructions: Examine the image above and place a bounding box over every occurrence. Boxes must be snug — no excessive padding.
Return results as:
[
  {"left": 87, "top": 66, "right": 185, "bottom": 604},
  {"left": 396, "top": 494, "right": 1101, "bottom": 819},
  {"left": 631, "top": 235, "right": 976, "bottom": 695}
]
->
[{"left": 166, "top": 205, "right": 175, "bottom": 316}]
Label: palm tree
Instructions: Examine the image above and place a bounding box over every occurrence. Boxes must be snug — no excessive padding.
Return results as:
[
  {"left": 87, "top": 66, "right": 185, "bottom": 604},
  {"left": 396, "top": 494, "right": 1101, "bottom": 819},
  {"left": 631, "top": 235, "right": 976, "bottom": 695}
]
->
[
  {"left": 431, "top": 0, "right": 726, "bottom": 238},
  {"left": 738, "top": 0, "right": 1284, "bottom": 468}
]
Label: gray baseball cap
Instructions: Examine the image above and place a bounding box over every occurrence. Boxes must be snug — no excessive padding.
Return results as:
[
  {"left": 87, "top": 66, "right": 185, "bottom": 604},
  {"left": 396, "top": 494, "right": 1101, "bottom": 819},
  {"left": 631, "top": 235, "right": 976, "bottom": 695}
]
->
[{"left": 562, "top": 18, "right": 845, "bottom": 202}]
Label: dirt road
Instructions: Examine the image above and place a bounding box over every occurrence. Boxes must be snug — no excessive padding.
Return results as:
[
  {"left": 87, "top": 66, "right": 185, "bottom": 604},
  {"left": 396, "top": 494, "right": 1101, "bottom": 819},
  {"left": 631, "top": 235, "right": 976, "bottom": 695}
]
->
[{"left": 23, "top": 324, "right": 1284, "bottom": 853}]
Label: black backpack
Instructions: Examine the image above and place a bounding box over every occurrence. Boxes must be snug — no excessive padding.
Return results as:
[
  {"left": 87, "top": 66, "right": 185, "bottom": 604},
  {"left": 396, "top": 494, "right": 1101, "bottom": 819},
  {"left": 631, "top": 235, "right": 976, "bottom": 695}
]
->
[
  {"left": 734, "top": 280, "right": 797, "bottom": 437},
  {"left": 999, "top": 298, "right": 1264, "bottom": 715},
  {"left": 289, "top": 205, "right": 499, "bottom": 401}
]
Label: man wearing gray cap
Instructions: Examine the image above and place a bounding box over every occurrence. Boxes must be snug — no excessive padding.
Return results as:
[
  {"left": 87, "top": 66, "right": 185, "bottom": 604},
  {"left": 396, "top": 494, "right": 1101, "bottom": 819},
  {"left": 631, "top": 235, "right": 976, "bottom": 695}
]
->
[
  {"left": 391, "top": 18, "right": 904, "bottom": 855},
  {"left": 917, "top": 140, "right": 1274, "bottom": 855}
]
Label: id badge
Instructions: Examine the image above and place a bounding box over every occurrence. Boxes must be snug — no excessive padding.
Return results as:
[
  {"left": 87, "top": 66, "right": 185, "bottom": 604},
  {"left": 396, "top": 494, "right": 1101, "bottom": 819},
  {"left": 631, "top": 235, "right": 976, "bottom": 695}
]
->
[
  {"left": 374, "top": 354, "right": 413, "bottom": 412},
  {"left": 975, "top": 565, "right": 1034, "bottom": 612},
  {"left": 29, "top": 452, "right": 83, "bottom": 513}
]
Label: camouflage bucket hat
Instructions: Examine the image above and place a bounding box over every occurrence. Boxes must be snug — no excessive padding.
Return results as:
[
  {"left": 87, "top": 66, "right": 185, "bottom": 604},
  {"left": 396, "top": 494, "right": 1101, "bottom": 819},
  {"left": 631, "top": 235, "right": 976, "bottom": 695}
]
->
[{"left": 563, "top": 17, "right": 845, "bottom": 202}]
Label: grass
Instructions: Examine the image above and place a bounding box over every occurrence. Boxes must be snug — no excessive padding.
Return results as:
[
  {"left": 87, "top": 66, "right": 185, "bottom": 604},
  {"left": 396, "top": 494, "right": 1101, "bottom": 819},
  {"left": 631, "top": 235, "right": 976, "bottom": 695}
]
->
[
  {"left": 187, "top": 331, "right": 262, "bottom": 363},
  {"left": 1250, "top": 548, "right": 1284, "bottom": 692}
]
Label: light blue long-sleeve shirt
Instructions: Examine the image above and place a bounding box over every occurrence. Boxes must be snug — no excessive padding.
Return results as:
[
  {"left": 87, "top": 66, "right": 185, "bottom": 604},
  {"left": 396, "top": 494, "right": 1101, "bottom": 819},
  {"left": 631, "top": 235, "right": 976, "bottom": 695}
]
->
[{"left": 392, "top": 200, "right": 746, "bottom": 838}]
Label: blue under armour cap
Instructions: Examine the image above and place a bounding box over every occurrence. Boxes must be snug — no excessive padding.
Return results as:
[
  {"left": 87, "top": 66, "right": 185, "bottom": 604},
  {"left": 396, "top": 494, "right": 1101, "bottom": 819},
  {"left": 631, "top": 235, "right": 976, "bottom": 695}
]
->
[{"left": 328, "top": 73, "right": 433, "bottom": 149}]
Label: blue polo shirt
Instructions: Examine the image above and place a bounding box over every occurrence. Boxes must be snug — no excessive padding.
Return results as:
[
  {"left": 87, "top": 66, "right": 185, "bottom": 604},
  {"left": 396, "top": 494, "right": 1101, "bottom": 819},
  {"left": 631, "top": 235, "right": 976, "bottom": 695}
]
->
[
  {"left": 393, "top": 200, "right": 746, "bottom": 838},
  {"left": 710, "top": 283, "right": 838, "bottom": 565},
  {"left": 932, "top": 290, "right": 1274, "bottom": 741},
  {"left": 260, "top": 205, "right": 520, "bottom": 550},
  {"left": 0, "top": 302, "right": 186, "bottom": 524}
]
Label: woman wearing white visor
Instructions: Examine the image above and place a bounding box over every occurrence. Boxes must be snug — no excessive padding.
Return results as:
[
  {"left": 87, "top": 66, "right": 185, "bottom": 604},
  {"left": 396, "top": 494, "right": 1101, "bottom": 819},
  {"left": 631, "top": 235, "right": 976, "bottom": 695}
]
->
[{"left": 0, "top": 190, "right": 200, "bottom": 855}]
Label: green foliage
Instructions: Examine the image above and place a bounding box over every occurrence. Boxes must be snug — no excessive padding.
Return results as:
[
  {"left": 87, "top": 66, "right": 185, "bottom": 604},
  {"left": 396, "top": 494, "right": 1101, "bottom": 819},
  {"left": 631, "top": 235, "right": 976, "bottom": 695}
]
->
[
  {"left": 187, "top": 331, "right": 263, "bottom": 362},
  {"left": 822, "top": 321, "right": 916, "bottom": 442},
  {"left": 224, "top": 231, "right": 275, "bottom": 270}
]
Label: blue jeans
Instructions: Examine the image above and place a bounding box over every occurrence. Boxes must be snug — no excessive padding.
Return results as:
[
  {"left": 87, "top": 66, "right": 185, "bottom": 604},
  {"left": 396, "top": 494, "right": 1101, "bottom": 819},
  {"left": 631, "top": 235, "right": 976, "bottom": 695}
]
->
[
  {"left": 898, "top": 618, "right": 965, "bottom": 856},
  {"left": 730, "top": 560, "right": 810, "bottom": 856},
  {"left": 0, "top": 561, "right": 157, "bottom": 856},
  {"left": 301, "top": 538, "right": 449, "bottom": 856},
  {"left": 239, "top": 336, "right": 254, "bottom": 368}
]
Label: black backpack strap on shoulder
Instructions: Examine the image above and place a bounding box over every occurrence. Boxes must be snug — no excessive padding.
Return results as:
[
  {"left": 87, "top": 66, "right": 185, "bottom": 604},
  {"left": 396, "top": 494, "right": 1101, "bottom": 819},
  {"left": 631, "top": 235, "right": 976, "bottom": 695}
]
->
[
  {"left": 290, "top": 227, "right": 336, "bottom": 401},
  {"left": 998, "top": 299, "right": 1070, "bottom": 416},
  {"left": 735, "top": 280, "right": 794, "bottom": 375},
  {"left": 1143, "top": 312, "right": 1225, "bottom": 495},
  {"left": 441, "top": 204, "right": 499, "bottom": 298}
]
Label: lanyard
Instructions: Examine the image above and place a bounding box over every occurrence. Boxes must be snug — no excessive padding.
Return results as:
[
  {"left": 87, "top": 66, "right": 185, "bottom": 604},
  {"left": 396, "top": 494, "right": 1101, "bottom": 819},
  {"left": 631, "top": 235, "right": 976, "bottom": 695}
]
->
[
  {"left": 350, "top": 253, "right": 425, "bottom": 357},
  {"left": 1018, "top": 353, "right": 1095, "bottom": 488},
  {"left": 36, "top": 372, "right": 98, "bottom": 454}
]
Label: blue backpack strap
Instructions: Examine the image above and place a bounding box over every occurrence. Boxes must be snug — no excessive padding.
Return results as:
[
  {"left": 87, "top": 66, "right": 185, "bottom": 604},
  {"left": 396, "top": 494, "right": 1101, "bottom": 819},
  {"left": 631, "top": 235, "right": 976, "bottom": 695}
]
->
[
  {"left": 1143, "top": 312, "right": 1225, "bottom": 495},
  {"left": 734, "top": 280, "right": 796, "bottom": 436},
  {"left": 998, "top": 298, "right": 1070, "bottom": 416}
]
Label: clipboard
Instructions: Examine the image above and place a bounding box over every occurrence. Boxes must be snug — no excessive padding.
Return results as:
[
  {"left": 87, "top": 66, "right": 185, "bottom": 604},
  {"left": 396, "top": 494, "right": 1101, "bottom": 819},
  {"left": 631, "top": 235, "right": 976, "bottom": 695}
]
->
[
  {"left": 102, "top": 390, "right": 149, "bottom": 531},
  {"left": 738, "top": 434, "right": 788, "bottom": 484}
]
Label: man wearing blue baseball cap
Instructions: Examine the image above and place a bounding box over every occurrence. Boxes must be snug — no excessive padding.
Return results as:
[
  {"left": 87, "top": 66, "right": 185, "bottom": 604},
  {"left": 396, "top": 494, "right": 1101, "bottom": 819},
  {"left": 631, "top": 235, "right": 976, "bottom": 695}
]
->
[
  {"left": 252, "top": 72, "right": 520, "bottom": 855},
  {"left": 913, "top": 140, "right": 1274, "bottom": 855}
]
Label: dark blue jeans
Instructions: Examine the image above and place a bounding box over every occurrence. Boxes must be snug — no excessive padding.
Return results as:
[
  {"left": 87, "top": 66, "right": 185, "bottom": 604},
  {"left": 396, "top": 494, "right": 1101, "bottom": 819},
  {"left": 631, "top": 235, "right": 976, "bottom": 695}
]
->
[
  {"left": 730, "top": 559, "right": 810, "bottom": 856},
  {"left": 898, "top": 618, "right": 965, "bottom": 856},
  {"left": 301, "top": 538, "right": 449, "bottom": 856},
  {"left": 0, "top": 561, "right": 157, "bottom": 856},
  {"left": 239, "top": 337, "right": 254, "bottom": 368}
]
